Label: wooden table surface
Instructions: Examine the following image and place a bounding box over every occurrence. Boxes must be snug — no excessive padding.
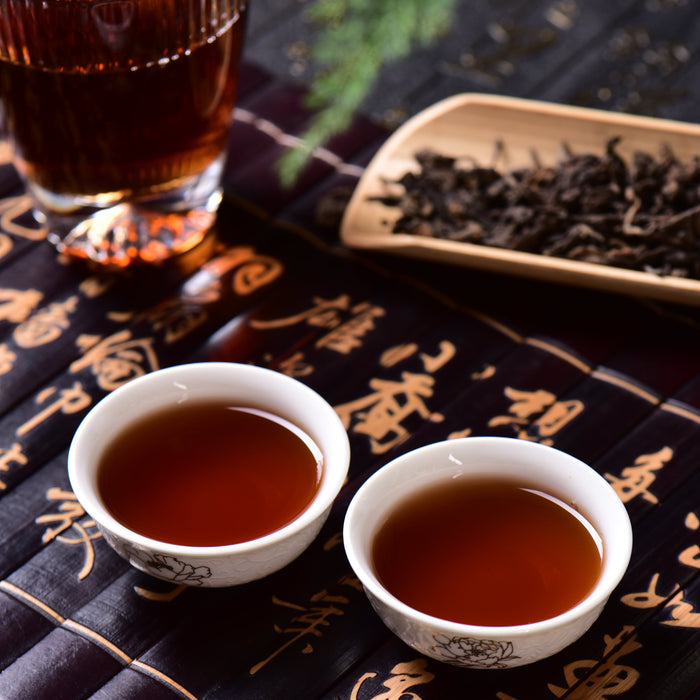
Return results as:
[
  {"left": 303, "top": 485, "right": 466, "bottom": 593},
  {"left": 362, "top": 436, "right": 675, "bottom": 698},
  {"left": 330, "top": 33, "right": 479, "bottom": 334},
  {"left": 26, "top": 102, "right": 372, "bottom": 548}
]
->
[{"left": 1, "top": 2, "right": 700, "bottom": 698}]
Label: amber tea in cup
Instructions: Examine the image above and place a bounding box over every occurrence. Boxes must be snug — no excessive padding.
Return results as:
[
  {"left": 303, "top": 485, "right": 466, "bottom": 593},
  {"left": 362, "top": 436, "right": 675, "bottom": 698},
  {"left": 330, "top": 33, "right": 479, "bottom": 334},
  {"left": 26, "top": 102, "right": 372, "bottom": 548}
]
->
[
  {"left": 97, "top": 401, "right": 323, "bottom": 547},
  {"left": 0, "top": 0, "right": 248, "bottom": 266},
  {"left": 372, "top": 476, "right": 603, "bottom": 627}
]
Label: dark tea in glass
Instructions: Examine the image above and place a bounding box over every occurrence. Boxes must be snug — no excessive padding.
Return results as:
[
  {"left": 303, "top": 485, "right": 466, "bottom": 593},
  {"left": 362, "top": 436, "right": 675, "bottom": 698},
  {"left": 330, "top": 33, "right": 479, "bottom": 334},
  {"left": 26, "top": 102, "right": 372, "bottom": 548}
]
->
[{"left": 0, "top": 0, "right": 248, "bottom": 266}]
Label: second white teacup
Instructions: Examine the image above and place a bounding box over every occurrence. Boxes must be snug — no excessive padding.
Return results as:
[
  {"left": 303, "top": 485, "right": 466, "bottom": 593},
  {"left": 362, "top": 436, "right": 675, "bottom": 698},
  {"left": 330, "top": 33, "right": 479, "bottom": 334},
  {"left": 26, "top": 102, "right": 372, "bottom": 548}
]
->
[{"left": 344, "top": 437, "right": 632, "bottom": 668}]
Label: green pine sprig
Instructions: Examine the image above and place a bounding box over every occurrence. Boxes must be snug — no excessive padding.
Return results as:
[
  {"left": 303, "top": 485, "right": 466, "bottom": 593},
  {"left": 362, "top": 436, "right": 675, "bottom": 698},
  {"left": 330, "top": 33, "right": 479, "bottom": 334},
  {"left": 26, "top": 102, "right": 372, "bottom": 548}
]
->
[{"left": 277, "top": 0, "right": 458, "bottom": 187}]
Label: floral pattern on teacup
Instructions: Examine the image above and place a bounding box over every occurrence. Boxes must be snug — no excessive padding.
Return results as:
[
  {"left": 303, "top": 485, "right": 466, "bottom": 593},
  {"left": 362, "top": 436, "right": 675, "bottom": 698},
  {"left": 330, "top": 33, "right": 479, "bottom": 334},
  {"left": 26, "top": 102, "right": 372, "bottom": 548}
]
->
[
  {"left": 132, "top": 551, "right": 212, "bottom": 586},
  {"left": 101, "top": 530, "right": 212, "bottom": 585},
  {"left": 432, "top": 634, "right": 519, "bottom": 669}
]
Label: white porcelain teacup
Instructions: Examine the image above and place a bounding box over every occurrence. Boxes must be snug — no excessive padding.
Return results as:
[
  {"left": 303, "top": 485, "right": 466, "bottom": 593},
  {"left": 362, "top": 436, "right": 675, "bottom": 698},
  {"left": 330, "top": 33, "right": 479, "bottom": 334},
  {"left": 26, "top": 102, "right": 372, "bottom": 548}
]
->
[
  {"left": 343, "top": 437, "right": 632, "bottom": 668},
  {"left": 69, "top": 362, "right": 350, "bottom": 587}
]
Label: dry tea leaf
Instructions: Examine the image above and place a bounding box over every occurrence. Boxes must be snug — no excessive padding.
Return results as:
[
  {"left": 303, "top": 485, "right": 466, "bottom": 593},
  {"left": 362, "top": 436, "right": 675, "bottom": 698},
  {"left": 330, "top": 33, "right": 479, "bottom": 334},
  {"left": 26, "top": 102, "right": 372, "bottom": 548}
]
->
[{"left": 375, "top": 138, "right": 700, "bottom": 279}]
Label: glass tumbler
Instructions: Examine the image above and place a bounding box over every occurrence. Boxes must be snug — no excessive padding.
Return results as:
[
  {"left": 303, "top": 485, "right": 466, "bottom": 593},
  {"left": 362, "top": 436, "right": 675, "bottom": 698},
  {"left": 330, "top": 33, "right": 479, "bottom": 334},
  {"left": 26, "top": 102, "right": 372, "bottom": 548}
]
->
[{"left": 0, "top": 0, "right": 248, "bottom": 267}]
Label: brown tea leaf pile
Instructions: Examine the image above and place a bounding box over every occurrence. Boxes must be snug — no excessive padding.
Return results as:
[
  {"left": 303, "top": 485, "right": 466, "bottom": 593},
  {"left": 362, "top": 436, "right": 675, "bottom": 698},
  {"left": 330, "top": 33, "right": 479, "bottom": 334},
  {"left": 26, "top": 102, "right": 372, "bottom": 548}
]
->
[{"left": 376, "top": 138, "right": 700, "bottom": 279}]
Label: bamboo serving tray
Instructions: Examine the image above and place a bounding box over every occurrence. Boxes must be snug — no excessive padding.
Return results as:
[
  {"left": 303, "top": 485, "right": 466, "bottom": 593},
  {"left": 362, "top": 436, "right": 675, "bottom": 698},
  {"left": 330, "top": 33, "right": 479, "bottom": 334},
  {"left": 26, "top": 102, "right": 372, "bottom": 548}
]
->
[{"left": 340, "top": 93, "right": 700, "bottom": 306}]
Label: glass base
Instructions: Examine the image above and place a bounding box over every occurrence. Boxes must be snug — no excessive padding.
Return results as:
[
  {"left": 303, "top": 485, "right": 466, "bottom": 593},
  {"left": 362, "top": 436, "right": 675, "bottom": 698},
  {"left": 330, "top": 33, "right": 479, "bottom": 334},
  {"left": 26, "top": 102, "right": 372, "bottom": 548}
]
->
[
  {"left": 44, "top": 193, "right": 220, "bottom": 268},
  {"left": 32, "top": 153, "right": 226, "bottom": 268}
]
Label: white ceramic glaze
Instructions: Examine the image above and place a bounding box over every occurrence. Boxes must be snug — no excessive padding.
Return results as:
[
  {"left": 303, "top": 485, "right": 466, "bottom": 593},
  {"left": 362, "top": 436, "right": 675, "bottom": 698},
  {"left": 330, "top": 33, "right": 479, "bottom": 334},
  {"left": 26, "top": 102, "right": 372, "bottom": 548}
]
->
[
  {"left": 343, "top": 437, "right": 633, "bottom": 668},
  {"left": 69, "top": 362, "right": 350, "bottom": 587}
]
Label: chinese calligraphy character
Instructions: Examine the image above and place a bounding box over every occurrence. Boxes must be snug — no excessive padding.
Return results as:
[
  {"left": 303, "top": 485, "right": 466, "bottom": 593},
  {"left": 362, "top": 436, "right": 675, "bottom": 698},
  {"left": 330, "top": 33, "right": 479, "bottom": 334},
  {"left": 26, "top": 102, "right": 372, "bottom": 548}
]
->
[
  {"left": 230, "top": 250, "right": 284, "bottom": 296},
  {"left": 70, "top": 329, "right": 159, "bottom": 390},
  {"left": 250, "top": 584, "right": 355, "bottom": 674},
  {"left": 489, "top": 387, "right": 556, "bottom": 429},
  {"left": 488, "top": 387, "right": 583, "bottom": 444},
  {"left": 350, "top": 659, "right": 435, "bottom": 700},
  {"left": 621, "top": 513, "right": 700, "bottom": 628},
  {"left": 530, "top": 398, "right": 584, "bottom": 442},
  {"left": 335, "top": 372, "right": 443, "bottom": 454},
  {"left": 316, "top": 301, "right": 385, "bottom": 354},
  {"left": 0, "top": 287, "right": 43, "bottom": 323},
  {"left": 35, "top": 488, "right": 102, "bottom": 580},
  {"left": 13, "top": 296, "right": 79, "bottom": 347},
  {"left": 622, "top": 573, "right": 700, "bottom": 629},
  {"left": 251, "top": 294, "right": 385, "bottom": 354},
  {"left": 36, "top": 487, "right": 86, "bottom": 542},
  {"left": 334, "top": 342, "right": 454, "bottom": 453},
  {"left": 548, "top": 626, "right": 641, "bottom": 698},
  {"left": 192, "top": 246, "right": 283, "bottom": 297},
  {"left": 17, "top": 383, "right": 92, "bottom": 436},
  {"left": 251, "top": 294, "right": 353, "bottom": 330},
  {"left": 605, "top": 446, "right": 673, "bottom": 504}
]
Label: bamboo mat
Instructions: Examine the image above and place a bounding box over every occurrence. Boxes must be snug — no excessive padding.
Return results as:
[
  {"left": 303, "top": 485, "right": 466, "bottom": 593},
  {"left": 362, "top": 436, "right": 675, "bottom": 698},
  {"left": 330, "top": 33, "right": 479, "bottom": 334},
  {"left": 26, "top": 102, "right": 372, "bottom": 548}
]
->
[{"left": 0, "top": 57, "right": 699, "bottom": 699}]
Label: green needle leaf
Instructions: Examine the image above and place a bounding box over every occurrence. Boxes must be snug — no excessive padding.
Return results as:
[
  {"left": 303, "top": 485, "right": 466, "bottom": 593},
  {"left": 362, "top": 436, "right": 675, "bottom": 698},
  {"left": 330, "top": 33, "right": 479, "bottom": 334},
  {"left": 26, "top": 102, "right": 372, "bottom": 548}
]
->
[{"left": 276, "top": 0, "right": 458, "bottom": 187}]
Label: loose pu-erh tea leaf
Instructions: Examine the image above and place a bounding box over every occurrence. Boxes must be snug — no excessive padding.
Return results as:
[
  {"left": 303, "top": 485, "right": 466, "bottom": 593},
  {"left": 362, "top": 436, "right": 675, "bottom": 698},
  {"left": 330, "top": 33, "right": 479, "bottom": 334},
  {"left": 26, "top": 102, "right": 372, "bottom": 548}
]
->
[{"left": 375, "top": 138, "right": 700, "bottom": 279}]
